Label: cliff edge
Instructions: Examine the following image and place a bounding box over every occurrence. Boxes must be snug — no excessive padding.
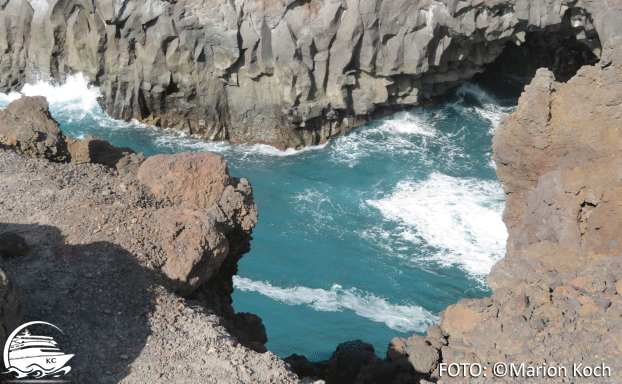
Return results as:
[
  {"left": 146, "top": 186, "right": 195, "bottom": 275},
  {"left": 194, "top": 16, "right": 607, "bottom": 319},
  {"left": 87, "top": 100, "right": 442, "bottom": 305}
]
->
[
  {"left": 416, "top": 34, "right": 622, "bottom": 384},
  {"left": 0, "top": 96, "right": 320, "bottom": 383}
]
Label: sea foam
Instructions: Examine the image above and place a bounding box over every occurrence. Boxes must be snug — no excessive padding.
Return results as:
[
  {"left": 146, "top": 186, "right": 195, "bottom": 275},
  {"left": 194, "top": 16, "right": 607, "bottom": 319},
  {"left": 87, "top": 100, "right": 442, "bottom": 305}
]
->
[
  {"left": 367, "top": 172, "right": 507, "bottom": 279},
  {"left": 233, "top": 276, "right": 439, "bottom": 333}
]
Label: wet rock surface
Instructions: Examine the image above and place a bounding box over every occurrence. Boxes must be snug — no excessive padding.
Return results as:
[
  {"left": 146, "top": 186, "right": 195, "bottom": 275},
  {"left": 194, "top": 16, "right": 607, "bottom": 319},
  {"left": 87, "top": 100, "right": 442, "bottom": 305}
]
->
[{"left": 0, "top": 0, "right": 617, "bottom": 148}]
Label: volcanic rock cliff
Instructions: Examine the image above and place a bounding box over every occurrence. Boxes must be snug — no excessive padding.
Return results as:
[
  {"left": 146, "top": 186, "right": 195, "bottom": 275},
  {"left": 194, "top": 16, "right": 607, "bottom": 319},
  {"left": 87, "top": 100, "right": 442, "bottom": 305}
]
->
[
  {"left": 378, "top": 29, "right": 622, "bottom": 384},
  {"left": 0, "top": 0, "right": 616, "bottom": 148}
]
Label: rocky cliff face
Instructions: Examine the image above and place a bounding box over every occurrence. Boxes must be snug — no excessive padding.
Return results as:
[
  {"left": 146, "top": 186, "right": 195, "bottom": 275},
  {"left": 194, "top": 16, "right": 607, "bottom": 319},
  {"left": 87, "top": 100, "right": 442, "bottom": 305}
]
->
[
  {"left": 0, "top": 0, "right": 615, "bottom": 148},
  {"left": 402, "top": 35, "right": 622, "bottom": 384},
  {"left": 286, "top": 3, "right": 622, "bottom": 383}
]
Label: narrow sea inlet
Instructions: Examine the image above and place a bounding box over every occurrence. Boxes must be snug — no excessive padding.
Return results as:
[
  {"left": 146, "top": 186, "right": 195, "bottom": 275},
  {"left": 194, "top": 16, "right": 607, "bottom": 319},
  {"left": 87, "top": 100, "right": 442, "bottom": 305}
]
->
[{"left": 0, "top": 72, "right": 527, "bottom": 361}]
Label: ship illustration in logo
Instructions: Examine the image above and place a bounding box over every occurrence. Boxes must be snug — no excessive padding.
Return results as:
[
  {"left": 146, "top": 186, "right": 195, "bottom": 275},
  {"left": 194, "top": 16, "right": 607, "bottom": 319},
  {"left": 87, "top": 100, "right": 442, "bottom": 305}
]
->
[{"left": 3, "top": 321, "right": 73, "bottom": 379}]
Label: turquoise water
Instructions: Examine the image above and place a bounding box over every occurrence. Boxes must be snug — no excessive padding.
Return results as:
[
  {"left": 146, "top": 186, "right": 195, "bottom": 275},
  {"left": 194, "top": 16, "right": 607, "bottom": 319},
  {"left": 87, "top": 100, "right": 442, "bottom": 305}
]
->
[{"left": 0, "top": 73, "right": 527, "bottom": 361}]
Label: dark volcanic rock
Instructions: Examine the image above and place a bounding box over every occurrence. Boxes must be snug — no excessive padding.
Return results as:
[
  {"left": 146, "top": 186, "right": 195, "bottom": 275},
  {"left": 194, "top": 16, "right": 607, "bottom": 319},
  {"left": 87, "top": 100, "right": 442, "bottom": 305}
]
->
[
  {"left": 0, "top": 0, "right": 616, "bottom": 148},
  {"left": 0, "top": 96, "right": 68, "bottom": 162}
]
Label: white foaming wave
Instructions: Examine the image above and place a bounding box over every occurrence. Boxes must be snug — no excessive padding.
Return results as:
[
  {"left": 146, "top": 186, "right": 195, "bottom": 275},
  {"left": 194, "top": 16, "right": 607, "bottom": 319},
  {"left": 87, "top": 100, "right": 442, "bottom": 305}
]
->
[
  {"left": 330, "top": 111, "right": 438, "bottom": 167},
  {"left": 149, "top": 129, "right": 330, "bottom": 158},
  {"left": 456, "top": 82, "right": 498, "bottom": 106},
  {"left": 21, "top": 73, "right": 102, "bottom": 112},
  {"left": 366, "top": 173, "right": 507, "bottom": 279},
  {"left": 454, "top": 82, "right": 516, "bottom": 133},
  {"left": 383, "top": 112, "right": 438, "bottom": 137},
  {"left": 474, "top": 104, "right": 515, "bottom": 133},
  {"left": 233, "top": 276, "right": 439, "bottom": 332},
  {"left": 0, "top": 92, "right": 22, "bottom": 104}
]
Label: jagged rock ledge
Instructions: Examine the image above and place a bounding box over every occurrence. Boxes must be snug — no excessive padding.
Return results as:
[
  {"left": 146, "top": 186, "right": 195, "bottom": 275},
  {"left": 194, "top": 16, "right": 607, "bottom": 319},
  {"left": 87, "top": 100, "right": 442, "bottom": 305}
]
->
[
  {"left": 0, "top": 96, "right": 322, "bottom": 383},
  {"left": 0, "top": 0, "right": 617, "bottom": 148}
]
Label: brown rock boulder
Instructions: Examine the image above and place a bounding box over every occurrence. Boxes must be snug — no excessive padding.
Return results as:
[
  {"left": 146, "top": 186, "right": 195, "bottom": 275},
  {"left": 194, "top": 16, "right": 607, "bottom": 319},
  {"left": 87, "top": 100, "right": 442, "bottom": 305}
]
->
[
  {"left": 152, "top": 207, "right": 229, "bottom": 295},
  {"left": 403, "top": 334, "right": 440, "bottom": 375},
  {"left": 440, "top": 299, "right": 486, "bottom": 344},
  {"left": 0, "top": 96, "right": 68, "bottom": 162},
  {"left": 66, "top": 134, "right": 136, "bottom": 166},
  {"left": 138, "top": 152, "right": 234, "bottom": 209},
  {"left": 66, "top": 135, "right": 145, "bottom": 177},
  {"left": 386, "top": 337, "right": 409, "bottom": 363},
  {"left": 0, "top": 268, "right": 23, "bottom": 355},
  {"left": 494, "top": 52, "right": 622, "bottom": 259}
]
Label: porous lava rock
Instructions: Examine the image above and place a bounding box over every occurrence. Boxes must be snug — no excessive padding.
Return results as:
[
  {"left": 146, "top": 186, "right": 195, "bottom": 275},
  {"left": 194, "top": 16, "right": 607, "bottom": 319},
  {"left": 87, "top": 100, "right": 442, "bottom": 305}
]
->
[
  {"left": 152, "top": 207, "right": 229, "bottom": 295},
  {"left": 138, "top": 151, "right": 234, "bottom": 209},
  {"left": 0, "top": 96, "right": 68, "bottom": 162}
]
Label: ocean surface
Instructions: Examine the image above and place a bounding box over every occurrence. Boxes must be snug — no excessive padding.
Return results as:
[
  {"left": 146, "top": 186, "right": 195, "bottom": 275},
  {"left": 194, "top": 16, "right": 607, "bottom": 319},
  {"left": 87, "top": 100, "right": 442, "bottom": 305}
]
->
[{"left": 0, "top": 72, "right": 527, "bottom": 361}]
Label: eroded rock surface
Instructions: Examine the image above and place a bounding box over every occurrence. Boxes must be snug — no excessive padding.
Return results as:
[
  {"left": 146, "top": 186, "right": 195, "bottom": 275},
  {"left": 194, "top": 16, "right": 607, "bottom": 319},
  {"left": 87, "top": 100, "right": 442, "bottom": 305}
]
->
[
  {"left": 427, "top": 38, "right": 622, "bottom": 383},
  {"left": 0, "top": 0, "right": 616, "bottom": 148},
  {"left": 138, "top": 151, "right": 234, "bottom": 210},
  {"left": 0, "top": 96, "right": 146, "bottom": 175},
  {"left": 0, "top": 96, "right": 69, "bottom": 162}
]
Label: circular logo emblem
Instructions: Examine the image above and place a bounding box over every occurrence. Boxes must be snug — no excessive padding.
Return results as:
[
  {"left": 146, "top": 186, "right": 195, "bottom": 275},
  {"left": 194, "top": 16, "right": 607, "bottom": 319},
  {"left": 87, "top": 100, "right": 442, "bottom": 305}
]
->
[{"left": 2, "top": 321, "right": 73, "bottom": 379}]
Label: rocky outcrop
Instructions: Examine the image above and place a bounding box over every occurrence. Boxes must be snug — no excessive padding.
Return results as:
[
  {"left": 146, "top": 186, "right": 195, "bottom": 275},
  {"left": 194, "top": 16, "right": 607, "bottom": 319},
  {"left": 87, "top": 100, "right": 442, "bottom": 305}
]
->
[
  {"left": 408, "top": 36, "right": 622, "bottom": 383},
  {"left": 0, "top": 0, "right": 614, "bottom": 148},
  {"left": 0, "top": 144, "right": 280, "bottom": 381},
  {"left": 0, "top": 97, "right": 266, "bottom": 356},
  {"left": 138, "top": 151, "right": 234, "bottom": 210},
  {"left": 135, "top": 150, "right": 263, "bottom": 350},
  {"left": 0, "top": 96, "right": 69, "bottom": 161},
  {"left": 0, "top": 96, "right": 145, "bottom": 175},
  {"left": 137, "top": 151, "right": 258, "bottom": 296},
  {"left": 0, "top": 148, "right": 309, "bottom": 382}
]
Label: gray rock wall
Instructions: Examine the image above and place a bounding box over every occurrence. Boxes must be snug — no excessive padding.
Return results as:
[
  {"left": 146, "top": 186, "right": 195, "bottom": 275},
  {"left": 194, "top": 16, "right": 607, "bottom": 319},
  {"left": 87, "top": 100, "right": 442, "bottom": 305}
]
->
[{"left": 0, "top": 0, "right": 611, "bottom": 148}]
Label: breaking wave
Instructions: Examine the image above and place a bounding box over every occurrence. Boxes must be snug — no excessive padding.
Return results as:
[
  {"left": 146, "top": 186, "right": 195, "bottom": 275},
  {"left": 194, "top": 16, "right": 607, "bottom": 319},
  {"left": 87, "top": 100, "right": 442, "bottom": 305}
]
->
[{"left": 233, "top": 277, "right": 439, "bottom": 333}]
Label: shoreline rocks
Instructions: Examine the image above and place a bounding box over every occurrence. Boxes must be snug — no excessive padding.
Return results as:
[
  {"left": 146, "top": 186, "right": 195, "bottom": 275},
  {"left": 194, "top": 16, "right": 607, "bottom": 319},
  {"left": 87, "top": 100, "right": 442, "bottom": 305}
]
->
[
  {"left": 0, "top": 96, "right": 146, "bottom": 175},
  {"left": 0, "top": 0, "right": 616, "bottom": 149},
  {"left": 0, "top": 96, "right": 310, "bottom": 381}
]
